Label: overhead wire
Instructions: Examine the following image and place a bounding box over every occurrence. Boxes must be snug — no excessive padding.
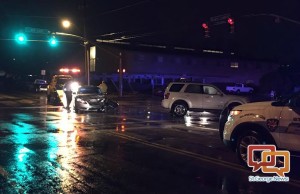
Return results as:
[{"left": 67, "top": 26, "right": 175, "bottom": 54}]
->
[{"left": 93, "top": 0, "right": 151, "bottom": 17}]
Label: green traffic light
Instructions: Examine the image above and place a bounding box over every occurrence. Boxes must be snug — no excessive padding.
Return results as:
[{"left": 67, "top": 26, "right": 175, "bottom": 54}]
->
[
  {"left": 49, "top": 37, "right": 58, "bottom": 47},
  {"left": 15, "top": 33, "right": 27, "bottom": 44}
]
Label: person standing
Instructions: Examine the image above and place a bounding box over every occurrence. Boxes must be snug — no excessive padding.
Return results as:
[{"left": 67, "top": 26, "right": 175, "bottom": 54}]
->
[
  {"left": 63, "top": 80, "right": 74, "bottom": 111},
  {"left": 98, "top": 81, "right": 108, "bottom": 94}
]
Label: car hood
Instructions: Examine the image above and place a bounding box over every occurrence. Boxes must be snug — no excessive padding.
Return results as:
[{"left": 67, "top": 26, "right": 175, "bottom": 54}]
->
[
  {"left": 234, "top": 101, "right": 273, "bottom": 111},
  {"left": 76, "top": 94, "right": 105, "bottom": 100}
]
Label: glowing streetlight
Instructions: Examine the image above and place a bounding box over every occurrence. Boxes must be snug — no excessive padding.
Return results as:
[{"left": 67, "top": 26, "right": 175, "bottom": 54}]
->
[{"left": 62, "top": 20, "right": 71, "bottom": 29}]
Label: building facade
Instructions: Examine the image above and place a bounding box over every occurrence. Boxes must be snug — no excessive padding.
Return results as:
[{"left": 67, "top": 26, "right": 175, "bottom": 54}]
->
[{"left": 92, "top": 46, "right": 279, "bottom": 91}]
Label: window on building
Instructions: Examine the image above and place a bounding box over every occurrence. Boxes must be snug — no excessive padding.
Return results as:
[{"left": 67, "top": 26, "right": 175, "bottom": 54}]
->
[
  {"left": 139, "top": 54, "right": 145, "bottom": 61},
  {"left": 230, "top": 62, "right": 239, "bottom": 68},
  {"left": 158, "top": 56, "right": 164, "bottom": 63}
]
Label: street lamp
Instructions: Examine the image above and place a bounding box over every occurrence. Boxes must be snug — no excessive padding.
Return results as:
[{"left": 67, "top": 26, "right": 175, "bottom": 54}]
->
[
  {"left": 62, "top": 19, "right": 71, "bottom": 29},
  {"left": 60, "top": 19, "right": 90, "bottom": 86}
]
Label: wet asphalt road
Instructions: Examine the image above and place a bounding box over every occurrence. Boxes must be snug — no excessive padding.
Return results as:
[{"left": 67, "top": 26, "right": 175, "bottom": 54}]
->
[{"left": 0, "top": 92, "right": 300, "bottom": 194}]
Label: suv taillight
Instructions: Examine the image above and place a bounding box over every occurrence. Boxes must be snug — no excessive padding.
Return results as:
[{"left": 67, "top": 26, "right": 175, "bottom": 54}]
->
[{"left": 164, "top": 93, "right": 170, "bottom": 99}]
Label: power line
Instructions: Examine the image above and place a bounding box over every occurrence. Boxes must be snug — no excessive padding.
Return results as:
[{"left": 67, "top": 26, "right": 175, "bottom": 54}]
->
[
  {"left": 242, "top": 13, "right": 300, "bottom": 25},
  {"left": 93, "top": 0, "right": 151, "bottom": 16}
]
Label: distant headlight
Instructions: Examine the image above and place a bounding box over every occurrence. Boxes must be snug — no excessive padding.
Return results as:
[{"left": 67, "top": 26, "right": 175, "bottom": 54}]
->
[{"left": 71, "top": 82, "right": 80, "bottom": 92}]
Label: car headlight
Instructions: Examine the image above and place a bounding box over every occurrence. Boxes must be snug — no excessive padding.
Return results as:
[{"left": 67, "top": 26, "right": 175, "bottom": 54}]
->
[
  {"left": 229, "top": 110, "right": 242, "bottom": 116},
  {"left": 76, "top": 98, "right": 87, "bottom": 104},
  {"left": 71, "top": 82, "right": 80, "bottom": 92},
  {"left": 228, "top": 110, "right": 242, "bottom": 120}
]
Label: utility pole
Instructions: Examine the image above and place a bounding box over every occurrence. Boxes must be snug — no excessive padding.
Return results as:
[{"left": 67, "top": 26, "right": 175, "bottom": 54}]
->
[
  {"left": 119, "top": 52, "right": 123, "bottom": 97},
  {"left": 83, "top": 0, "right": 90, "bottom": 85},
  {"left": 85, "top": 43, "right": 90, "bottom": 85}
]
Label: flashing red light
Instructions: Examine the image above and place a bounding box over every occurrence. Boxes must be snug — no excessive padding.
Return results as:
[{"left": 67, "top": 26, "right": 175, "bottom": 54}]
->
[
  {"left": 228, "top": 18, "right": 234, "bottom": 25},
  {"left": 59, "top": 68, "right": 80, "bottom": 73},
  {"left": 71, "top": 68, "right": 80, "bottom": 73},
  {"left": 202, "top": 23, "right": 209, "bottom": 29},
  {"left": 59, "top": 68, "right": 69, "bottom": 73}
]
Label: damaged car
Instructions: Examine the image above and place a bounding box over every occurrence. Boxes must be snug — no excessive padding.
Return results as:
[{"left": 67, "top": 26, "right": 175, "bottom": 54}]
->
[{"left": 74, "top": 85, "right": 118, "bottom": 113}]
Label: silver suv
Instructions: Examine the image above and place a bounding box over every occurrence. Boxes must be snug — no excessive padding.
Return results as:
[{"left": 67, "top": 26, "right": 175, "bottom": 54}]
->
[{"left": 161, "top": 82, "right": 249, "bottom": 117}]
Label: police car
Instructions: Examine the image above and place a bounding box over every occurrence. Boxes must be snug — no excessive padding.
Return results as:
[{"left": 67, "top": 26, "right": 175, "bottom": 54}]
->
[
  {"left": 222, "top": 93, "right": 300, "bottom": 165},
  {"left": 47, "top": 74, "right": 73, "bottom": 104},
  {"left": 47, "top": 68, "right": 81, "bottom": 105}
]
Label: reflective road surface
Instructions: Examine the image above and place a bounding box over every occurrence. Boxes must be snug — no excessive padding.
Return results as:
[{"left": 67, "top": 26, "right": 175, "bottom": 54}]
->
[{"left": 0, "top": 92, "right": 300, "bottom": 193}]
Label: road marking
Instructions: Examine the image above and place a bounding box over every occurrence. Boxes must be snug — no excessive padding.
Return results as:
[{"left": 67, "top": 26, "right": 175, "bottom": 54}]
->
[{"left": 105, "top": 131, "right": 300, "bottom": 188}]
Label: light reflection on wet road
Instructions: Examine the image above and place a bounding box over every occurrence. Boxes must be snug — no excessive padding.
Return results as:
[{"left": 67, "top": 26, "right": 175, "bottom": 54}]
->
[{"left": 0, "top": 94, "right": 300, "bottom": 193}]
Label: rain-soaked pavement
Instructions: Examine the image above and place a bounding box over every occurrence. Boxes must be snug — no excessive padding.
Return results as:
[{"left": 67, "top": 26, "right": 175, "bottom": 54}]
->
[{"left": 0, "top": 92, "right": 300, "bottom": 193}]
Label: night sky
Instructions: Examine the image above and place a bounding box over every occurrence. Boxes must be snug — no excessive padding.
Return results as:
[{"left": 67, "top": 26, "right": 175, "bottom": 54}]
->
[{"left": 1, "top": 0, "right": 300, "bottom": 74}]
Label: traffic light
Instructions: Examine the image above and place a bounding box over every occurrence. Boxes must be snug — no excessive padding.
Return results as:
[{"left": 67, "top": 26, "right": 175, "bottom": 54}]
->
[
  {"left": 228, "top": 18, "right": 234, "bottom": 33},
  {"left": 15, "top": 33, "right": 27, "bottom": 44},
  {"left": 202, "top": 23, "right": 210, "bottom": 38},
  {"left": 49, "top": 36, "right": 58, "bottom": 47}
]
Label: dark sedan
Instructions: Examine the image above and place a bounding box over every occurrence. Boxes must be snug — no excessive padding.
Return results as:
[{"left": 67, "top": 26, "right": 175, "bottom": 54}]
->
[{"left": 74, "top": 85, "right": 118, "bottom": 113}]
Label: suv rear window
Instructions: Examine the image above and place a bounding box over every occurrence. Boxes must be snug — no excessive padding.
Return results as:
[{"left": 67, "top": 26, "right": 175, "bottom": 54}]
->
[{"left": 169, "top": 84, "right": 184, "bottom": 92}]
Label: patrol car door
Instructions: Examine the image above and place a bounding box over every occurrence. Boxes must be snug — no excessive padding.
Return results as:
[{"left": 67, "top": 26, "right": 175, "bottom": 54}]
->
[
  {"left": 183, "top": 84, "right": 203, "bottom": 109},
  {"left": 278, "top": 95, "right": 300, "bottom": 151},
  {"left": 202, "top": 85, "right": 224, "bottom": 110}
]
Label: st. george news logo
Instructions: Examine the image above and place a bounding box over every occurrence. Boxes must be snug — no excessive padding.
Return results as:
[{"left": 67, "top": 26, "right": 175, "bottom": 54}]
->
[{"left": 247, "top": 145, "right": 290, "bottom": 177}]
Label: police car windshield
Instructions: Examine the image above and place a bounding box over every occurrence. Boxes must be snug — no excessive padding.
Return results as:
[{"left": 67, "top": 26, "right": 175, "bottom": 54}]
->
[
  {"left": 78, "top": 86, "right": 102, "bottom": 94},
  {"left": 57, "top": 78, "right": 72, "bottom": 85}
]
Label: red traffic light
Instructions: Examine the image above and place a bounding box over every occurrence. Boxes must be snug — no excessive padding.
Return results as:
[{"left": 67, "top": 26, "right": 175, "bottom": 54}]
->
[
  {"left": 228, "top": 18, "right": 234, "bottom": 25},
  {"left": 202, "top": 23, "right": 209, "bottom": 29}
]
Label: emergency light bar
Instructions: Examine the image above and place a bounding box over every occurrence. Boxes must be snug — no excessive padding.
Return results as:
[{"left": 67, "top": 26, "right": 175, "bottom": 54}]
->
[{"left": 59, "top": 68, "right": 81, "bottom": 73}]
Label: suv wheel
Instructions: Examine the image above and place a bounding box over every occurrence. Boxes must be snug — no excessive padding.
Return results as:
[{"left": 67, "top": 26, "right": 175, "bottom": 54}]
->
[
  {"left": 236, "top": 131, "right": 263, "bottom": 165},
  {"left": 172, "top": 103, "right": 188, "bottom": 117}
]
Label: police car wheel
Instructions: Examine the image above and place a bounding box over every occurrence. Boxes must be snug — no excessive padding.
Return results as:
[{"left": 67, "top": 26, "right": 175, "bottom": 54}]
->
[{"left": 236, "top": 130, "right": 263, "bottom": 166}]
